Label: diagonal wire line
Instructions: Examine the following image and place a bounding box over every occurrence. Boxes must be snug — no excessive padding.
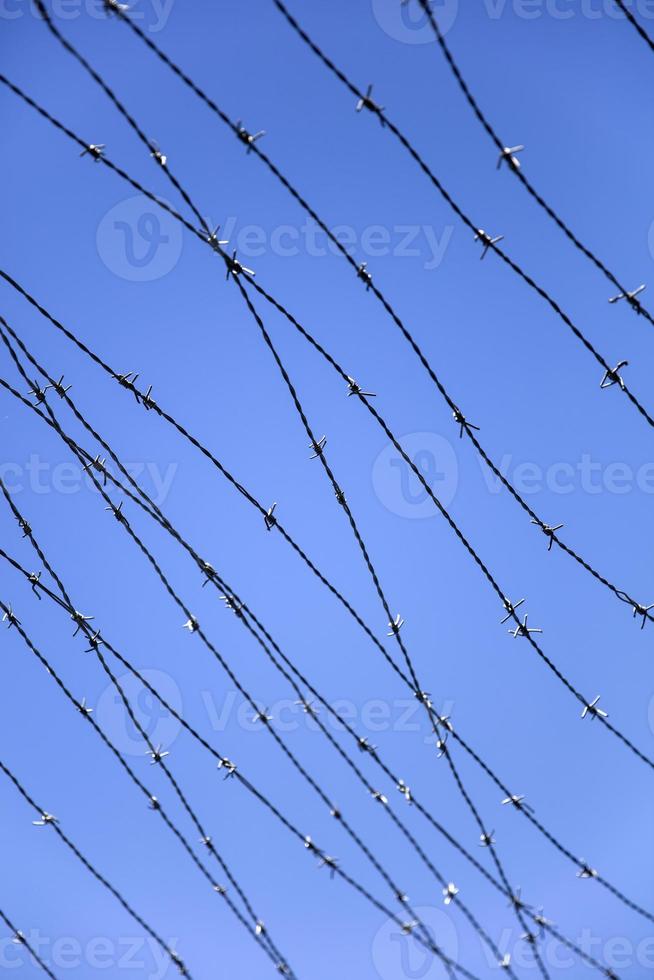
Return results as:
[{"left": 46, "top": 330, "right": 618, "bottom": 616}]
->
[
  {"left": 53, "top": 0, "right": 654, "bottom": 626},
  {"left": 0, "top": 752, "right": 193, "bottom": 978},
  {"left": 0, "top": 909, "right": 59, "bottom": 979},
  {"left": 0, "top": 380, "right": 295, "bottom": 973},
  {"left": 0, "top": 71, "right": 643, "bottom": 771},
  {"left": 23, "top": 11, "right": 548, "bottom": 946},
  {"left": 2, "top": 54, "right": 652, "bottom": 637},
  {"left": 1, "top": 320, "right": 580, "bottom": 975},
  {"left": 0, "top": 543, "right": 617, "bottom": 979},
  {"left": 270, "top": 0, "right": 654, "bottom": 429},
  {"left": 0, "top": 551, "right": 471, "bottom": 980},
  {"left": 0, "top": 388, "right": 470, "bottom": 979},
  {"left": 0, "top": 39, "right": 648, "bottom": 899},
  {"left": 0, "top": 316, "right": 609, "bottom": 974},
  {"left": 0, "top": 593, "right": 295, "bottom": 978},
  {"left": 237, "top": 269, "right": 654, "bottom": 770},
  {"left": 612, "top": 0, "right": 654, "bottom": 52},
  {"left": 1, "top": 282, "right": 651, "bottom": 930},
  {"left": 413, "top": 0, "right": 653, "bottom": 326}
]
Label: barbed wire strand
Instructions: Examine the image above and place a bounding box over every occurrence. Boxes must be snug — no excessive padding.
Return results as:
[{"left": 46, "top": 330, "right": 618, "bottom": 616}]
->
[
  {"left": 0, "top": 297, "right": 609, "bottom": 970},
  {"left": 56, "top": 1, "right": 654, "bottom": 626},
  {"left": 0, "top": 394, "right": 472, "bottom": 980},
  {"left": 412, "top": 0, "right": 654, "bottom": 327},
  {"left": 3, "top": 60, "right": 651, "bottom": 652},
  {"left": 0, "top": 378, "right": 295, "bottom": 975},
  {"left": 612, "top": 0, "right": 654, "bottom": 52},
  {"left": 0, "top": 750, "right": 194, "bottom": 978},
  {"left": 0, "top": 587, "right": 299, "bottom": 977},
  {"left": 269, "top": 0, "right": 654, "bottom": 431},
  {"left": 0, "top": 540, "right": 615, "bottom": 978},
  {"left": 0, "top": 39, "right": 537, "bottom": 933},
  {"left": 9, "top": 8, "right": 547, "bottom": 933},
  {"left": 1, "top": 321, "right": 594, "bottom": 975},
  {"left": 1, "top": 278, "right": 651, "bottom": 931},
  {"left": 0, "top": 909, "right": 59, "bottom": 979},
  {"left": 0, "top": 65, "right": 648, "bottom": 919}
]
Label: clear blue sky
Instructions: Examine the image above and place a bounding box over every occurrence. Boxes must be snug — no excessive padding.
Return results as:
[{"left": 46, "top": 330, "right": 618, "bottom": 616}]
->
[{"left": 1, "top": 1, "right": 653, "bottom": 977}]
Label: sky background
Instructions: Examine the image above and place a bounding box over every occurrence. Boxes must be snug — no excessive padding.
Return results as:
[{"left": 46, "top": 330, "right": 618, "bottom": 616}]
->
[{"left": 1, "top": 0, "right": 654, "bottom": 977}]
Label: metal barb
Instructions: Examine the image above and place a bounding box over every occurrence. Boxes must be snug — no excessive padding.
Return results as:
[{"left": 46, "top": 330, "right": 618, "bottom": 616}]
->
[
  {"left": 581, "top": 695, "right": 608, "bottom": 721},
  {"left": 356, "top": 261, "right": 373, "bottom": 289},
  {"left": 600, "top": 360, "right": 629, "bottom": 390},
  {"left": 531, "top": 519, "right": 564, "bottom": 550},
  {"left": 355, "top": 85, "right": 385, "bottom": 124},
  {"left": 442, "top": 882, "right": 459, "bottom": 906},
  {"left": 2, "top": 605, "right": 20, "bottom": 629},
  {"left": 225, "top": 249, "right": 255, "bottom": 281},
  {"left": 309, "top": 435, "right": 327, "bottom": 459},
  {"left": 452, "top": 406, "right": 480, "bottom": 437},
  {"left": 387, "top": 613, "right": 404, "bottom": 636},
  {"left": 500, "top": 597, "right": 525, "bottom": 625},
  {"left": 236, "top": 120, "right": 266, "bottom": 153},
  {"left": 508, "top": 614, "right": 543, "bottom": 639},
  {"left": 497, "top": 145, "right": 524, "bottom": 171},
  {"left": 608, "top": 284, "right": 646, "bottom": 311},
  {"left": 264, "top": 502, "right": 277, "bottom": 531},
  {"left": 80, "top": 143, "right": 105, "bottom": 161},
  {"left": 501, "top": 794, "right": 534, "bottom": 813},
  {"left": 474, "top": 229, "right": 504, "bottom": 260}
]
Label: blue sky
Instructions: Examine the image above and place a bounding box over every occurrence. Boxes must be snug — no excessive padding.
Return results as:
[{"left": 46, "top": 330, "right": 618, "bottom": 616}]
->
[{"left": 1, "top": 0, "right": 654, "bottom": 977}]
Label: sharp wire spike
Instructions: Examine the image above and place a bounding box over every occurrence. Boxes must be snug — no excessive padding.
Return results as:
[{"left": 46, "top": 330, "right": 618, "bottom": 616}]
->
[
  {"left": 508, "top": 614, "right": 543, "bottom": 639},
  {"left": 474, "top": 229, "right": 504, "bottom": 260},
  {"left": 497, "top": 145, "right": 524, "bottom": 171}
]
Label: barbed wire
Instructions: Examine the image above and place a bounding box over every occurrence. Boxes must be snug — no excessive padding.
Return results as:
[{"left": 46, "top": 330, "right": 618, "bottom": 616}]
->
[
  {"left": 1, "top": 279, "right": 650, "bottom": 932},
  {"left": 0, "top": 34, "right": 654, "bottom": 648},
  {"left": 0, "top": 542, "right": 616, "bottom": 979},
  {"left": 270, "top": 0, "right": 654, "bottom": 431},
  {"left": 0, "top": 53, "right": 650, "bottom": 936},
  {"left": 1, "top": 73, "right": 646, "bottom": 772},
  {"left": 0, "top": 382, "right": 473, "bottom": 980},
  {"left": 2, "top": 317, "right": 604, "bottom": 975},
  {"left": 411, "top": 0, "right": 654, "bottom": 327},
  {"left": 0, "top": 751, "right": 193, "bottom": 977},
  {"left": 230, "top": 279, "right": 556, "bottom": 978},
  {"left": 0, "top": 347, "right": 296, "bottom": 974},
  {"left": 0, "top": 16, "right": 548, "bottom": 951},
  {"left": 0, "top": 555, "right": 298, "bottom": 976},
  {"left": 0, "top": 908, "right": 59, "bottom": 979},
  {"left": 612, "top": 0, "right": 654, "bottom": 52},
  {"left": 60, "top": 0, "right": 654, "bottom": 628}
]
